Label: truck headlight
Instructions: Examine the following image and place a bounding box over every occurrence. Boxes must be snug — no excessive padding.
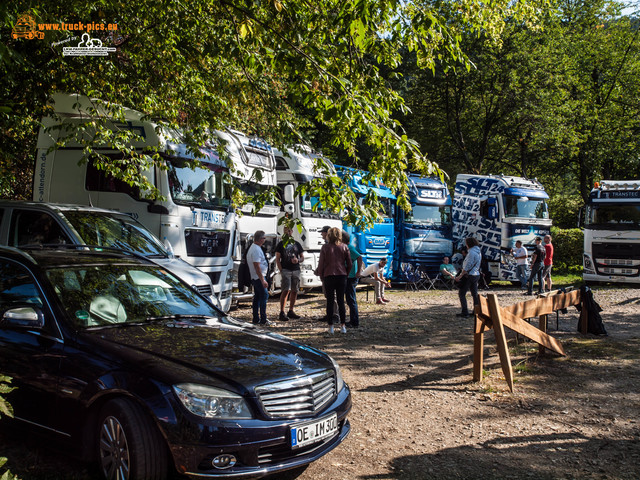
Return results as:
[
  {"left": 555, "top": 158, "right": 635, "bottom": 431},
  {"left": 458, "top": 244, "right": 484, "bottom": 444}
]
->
[
  {"left": 583, "top": 255, "right": 595, "bottom": 274},
  {"left": 174, "top": 384, "right": 253, "bottom": 419}
]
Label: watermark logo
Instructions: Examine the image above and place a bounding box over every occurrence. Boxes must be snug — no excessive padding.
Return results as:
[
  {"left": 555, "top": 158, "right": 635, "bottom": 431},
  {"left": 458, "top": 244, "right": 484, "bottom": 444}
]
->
[
  {"left": 63, "top": 33, "right": 116, "bottom": 56},
  {"left": 12, "top": 13, "right": 44, "bottom": 40}
]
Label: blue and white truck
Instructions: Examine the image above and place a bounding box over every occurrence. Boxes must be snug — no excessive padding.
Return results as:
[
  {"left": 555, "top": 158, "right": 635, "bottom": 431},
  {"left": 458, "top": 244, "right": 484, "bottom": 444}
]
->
[
  {"left": 393, "top": 175, "right": 453, "bottom": 279},
  {"left": 583, "top": 180, "right": 640, "bottom": 284},
  {"left": 336, "top": 166, "right": 395, "bottom": 275},
  {"left": 452, "top": 174, "right": 552, "bottom": 282}
]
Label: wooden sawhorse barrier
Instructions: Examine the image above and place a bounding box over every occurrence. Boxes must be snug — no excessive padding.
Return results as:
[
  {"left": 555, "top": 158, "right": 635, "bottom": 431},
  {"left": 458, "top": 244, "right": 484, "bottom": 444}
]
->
[{"left": 473, "top": 289, "right": 586, "bottom": 392}]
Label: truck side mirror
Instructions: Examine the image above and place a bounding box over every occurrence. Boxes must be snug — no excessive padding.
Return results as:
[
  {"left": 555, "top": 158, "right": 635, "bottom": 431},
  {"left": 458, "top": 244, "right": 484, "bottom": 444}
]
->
[
  {"left": 284, "top": 184, "right": 295, "bottom": 204},
  {"left": 487, "top": 198, "right": 498, "bottom": 220}
]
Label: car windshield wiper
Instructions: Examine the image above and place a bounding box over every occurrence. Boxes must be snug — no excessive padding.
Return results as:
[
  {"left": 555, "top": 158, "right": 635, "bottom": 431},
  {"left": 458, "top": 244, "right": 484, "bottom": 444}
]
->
[{"left": 145, "top": 314, "right": 219, "bottom": 323}]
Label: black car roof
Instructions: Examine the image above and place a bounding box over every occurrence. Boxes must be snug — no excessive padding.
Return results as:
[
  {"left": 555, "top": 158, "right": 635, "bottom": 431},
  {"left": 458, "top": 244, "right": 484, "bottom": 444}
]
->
[{"left": 0, "top": 245, "right": 153, "bottom": 269}]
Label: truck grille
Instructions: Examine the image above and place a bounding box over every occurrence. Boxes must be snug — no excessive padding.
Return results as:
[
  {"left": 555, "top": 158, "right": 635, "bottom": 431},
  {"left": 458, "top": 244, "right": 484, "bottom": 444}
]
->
[
  {"left": 255, "top": 370, "right": 336, "bottom": 418},
  {"left": 194, "top": 284, "right": 213, "bottom": 296}
]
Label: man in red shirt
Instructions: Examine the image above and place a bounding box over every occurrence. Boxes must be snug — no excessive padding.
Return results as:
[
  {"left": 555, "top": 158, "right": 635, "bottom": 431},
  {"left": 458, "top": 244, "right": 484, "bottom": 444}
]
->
[{"left": 543, "top": 234, "right": 554, "bottom": 292}]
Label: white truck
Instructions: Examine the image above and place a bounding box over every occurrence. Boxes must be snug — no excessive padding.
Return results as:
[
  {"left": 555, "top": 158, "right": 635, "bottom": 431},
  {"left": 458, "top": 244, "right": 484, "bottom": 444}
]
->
[
  {"left": 214, "top": 130, "right": 281, "bottom": 300},
  {"left": 273, "top": 146, "right": 342, "bottom": 289},
  {"left": 35, "top": 93, "right": 236, "bottom": 311},
  {"left": 583, "top": 180, "right": 640, "bottom": 284},
  {"left": 452, "top": 174, "right": 552, "bottom": 282}
]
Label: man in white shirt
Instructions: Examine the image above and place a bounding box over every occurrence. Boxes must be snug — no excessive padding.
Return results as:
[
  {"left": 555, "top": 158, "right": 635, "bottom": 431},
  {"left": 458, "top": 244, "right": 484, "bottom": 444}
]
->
[
  {"left": 247, "top": 230, "right": 270, "bottom": 325},
  {"left": 359, "top": 258, "right": 391, "bottom": 304},
  {"left": 511, "top": 240, "right": 528, "bottom": 289}
]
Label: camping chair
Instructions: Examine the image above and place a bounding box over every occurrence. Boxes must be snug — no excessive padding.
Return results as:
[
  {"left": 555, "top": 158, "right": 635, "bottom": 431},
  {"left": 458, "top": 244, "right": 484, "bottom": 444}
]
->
[
  {"left": 402, "top": 264, "right": 422, "bottom": 291},
  {"left": 416, "top": 266, "right": 436, "bottom": 290},
  {"left": 434, "top": 272, "right": 455, "bottom": 290}
]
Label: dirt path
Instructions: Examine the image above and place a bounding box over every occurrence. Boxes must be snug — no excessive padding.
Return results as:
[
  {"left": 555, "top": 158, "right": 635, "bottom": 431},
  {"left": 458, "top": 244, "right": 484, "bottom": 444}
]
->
[
  {"left": 241, "top": 285, "right": 640, "bottom": 480},
  {"left": 2, "top": 285, "right": 639, "bottom": 479}
]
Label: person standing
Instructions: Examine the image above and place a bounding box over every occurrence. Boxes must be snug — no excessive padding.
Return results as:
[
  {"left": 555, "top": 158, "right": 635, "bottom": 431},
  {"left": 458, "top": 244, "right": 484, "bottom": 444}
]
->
[
  {"left": 454, "top": 237, "right": 481, "bottom": 318},
  {"left": 275, "top": 226, "right": 304, "bottom": 321},
  {"left": 316, "top": 227, "right": 352, "bottom": 334},
  {"left": 543, "top": 234, "right": 554, "bottom": 292},
  {"left": 247, "top": 230, "right": 271, "bottom": 325},
  {"left": 360, "top": 258, "right": 391, "bottom": 304},
  {"left": 343, "top": 231, "right": 363, "bottom": 328},
  {"left": 511, "top": 240, "right": 528, "bottom": 289},
  {"left": 315, "top": 225, "right": 337, "bottom": 322},
  {"left": 527, "top": 236, "right": 546, "bottom": 295}
]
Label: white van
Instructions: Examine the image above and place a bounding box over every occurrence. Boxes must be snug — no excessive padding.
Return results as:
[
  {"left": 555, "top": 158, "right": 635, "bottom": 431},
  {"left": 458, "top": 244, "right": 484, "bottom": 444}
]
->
[
  {"left": 35, "top": 93, "right": 235, "bottom": 311},
  {"left": 0, "top": 201, "right": 221, "bottom": 307}
]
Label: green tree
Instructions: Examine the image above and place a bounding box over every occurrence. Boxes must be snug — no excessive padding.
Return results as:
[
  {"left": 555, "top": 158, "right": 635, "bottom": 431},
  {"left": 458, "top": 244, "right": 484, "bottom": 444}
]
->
[{"left": 1, "top": 0, "right": 546, "bottom": 222}]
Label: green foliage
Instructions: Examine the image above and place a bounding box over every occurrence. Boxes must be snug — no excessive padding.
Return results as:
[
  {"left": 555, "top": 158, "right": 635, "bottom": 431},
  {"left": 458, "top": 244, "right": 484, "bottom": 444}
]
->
[
  {"left": 548, "top": 193, "right": 584, "bottom": 229},
  {"left": 0, "top": 376, "right": 18, "bottom": 480},
  {"left": 550, "top": 227, "right": 583, "bottom": 273},
  {"left": 1, "top": 0, "right": 548, "bottom": 223}
]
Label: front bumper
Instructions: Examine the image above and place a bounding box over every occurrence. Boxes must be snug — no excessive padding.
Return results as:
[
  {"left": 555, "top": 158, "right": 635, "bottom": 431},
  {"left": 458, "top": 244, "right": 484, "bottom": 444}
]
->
[{"left": 167, "top": 385, "right": 352, "bottom": 478}]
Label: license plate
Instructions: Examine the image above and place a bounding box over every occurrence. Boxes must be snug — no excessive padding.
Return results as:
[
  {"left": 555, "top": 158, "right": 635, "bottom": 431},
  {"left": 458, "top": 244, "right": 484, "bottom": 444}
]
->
[{"left": 290, "top": 413, "right": 338, "bottom": 449}]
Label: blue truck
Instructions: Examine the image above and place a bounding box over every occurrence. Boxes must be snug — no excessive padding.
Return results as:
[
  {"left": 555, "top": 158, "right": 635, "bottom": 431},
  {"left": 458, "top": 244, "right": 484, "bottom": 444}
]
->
[
  {"left": 393, "top": 175, "right": 453, "bottom": 280},
  {"left": 336, "top": 166, "right": 395, "bottom": 275}
]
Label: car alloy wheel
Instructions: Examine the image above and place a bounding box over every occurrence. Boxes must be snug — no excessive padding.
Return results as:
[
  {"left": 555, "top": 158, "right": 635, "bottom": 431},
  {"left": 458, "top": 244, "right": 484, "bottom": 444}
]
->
[{"left": 100, "top": 415, "right": 131, "bottom": 480}]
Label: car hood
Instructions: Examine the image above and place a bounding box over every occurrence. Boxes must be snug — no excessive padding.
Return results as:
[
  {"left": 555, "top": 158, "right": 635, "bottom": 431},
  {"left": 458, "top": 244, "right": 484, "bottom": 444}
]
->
[
  {"left": 82, "top": 320, "right": 332, "bottom": 393},
  {"left": 152, "top": 256, "right": 212, "bottom": 288}
]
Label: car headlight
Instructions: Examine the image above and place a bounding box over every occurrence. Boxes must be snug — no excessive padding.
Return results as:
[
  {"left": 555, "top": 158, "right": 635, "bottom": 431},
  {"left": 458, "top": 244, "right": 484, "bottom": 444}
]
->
[
  {"left": 173, "top": 384, "right": 253, "bottom": 419},
  {"left": 330, "top": 357, "right": 345, "bottom": 392}
]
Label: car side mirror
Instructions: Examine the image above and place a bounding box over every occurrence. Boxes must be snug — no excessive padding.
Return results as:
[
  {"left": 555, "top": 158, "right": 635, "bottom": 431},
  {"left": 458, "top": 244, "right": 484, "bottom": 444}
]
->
[{"left": 1, "top": 305, "right": 45, "bottom": 329}]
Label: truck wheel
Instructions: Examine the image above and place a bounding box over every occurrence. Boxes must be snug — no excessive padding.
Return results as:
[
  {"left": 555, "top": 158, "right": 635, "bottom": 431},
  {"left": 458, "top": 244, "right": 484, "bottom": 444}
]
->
[{"left": 97, "top": 398, "right": 168, "bottom": 480}]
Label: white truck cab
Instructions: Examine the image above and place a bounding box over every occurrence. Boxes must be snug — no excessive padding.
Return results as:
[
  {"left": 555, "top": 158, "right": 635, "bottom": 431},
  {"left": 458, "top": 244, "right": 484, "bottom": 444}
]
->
[{"left": 35, "top": 93, "right": 235, "bottom": 311}]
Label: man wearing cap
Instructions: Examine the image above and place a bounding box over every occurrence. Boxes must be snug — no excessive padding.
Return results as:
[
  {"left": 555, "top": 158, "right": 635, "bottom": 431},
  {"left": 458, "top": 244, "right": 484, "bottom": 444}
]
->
[
  {"left": 527, "top": 236, "right": 546, "bottom": 295},
  {"left": 247, "top": 230, "right": 271, "bottom": 325},
  {"left": 275, "top": 226, "right": 304, "bottom": 321}
]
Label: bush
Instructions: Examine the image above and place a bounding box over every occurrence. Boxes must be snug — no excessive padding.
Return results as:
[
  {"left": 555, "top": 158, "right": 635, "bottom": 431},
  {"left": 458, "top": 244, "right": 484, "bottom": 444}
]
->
[
  {"left": 548, "top": 194, "right": 584, "bottom": 229},
  {"left": 0, "top": 375, "right": 19, "bottom": 480},
  {"left": 550, "top": 227, "right": 583, "bottom": 273}
]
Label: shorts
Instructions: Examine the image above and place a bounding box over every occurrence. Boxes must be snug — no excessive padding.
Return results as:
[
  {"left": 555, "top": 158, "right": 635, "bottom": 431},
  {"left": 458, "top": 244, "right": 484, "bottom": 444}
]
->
[
  {"left": 281, "top": 269, "right": 300, "bottom": 292},
  {"left": 542, "top": 265, "right": 553, "bottom": 279}
]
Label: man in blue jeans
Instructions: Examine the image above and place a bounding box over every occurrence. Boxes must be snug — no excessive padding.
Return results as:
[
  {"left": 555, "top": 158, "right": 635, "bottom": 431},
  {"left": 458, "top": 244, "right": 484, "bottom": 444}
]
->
[
  {"left": 247, "top": 230, "right": 271, "bottom": 325},
  {"left": 527, "top": 236, "right": 546, "bottom": 295},
  {"left": 343, "top": 231, "right": 363, "bottom": 328},
  {"left": 455, "top": 237, "right": 482, "bottom": 318}
]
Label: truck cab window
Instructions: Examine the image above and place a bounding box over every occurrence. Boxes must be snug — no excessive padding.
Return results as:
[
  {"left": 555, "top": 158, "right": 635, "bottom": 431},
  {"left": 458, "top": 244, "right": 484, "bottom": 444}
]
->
[{"left": 86, "top": 157, "right": 141, "bottom": 199}]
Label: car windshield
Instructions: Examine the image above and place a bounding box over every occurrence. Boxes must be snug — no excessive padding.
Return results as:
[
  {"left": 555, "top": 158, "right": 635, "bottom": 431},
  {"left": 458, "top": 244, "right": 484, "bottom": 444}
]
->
[
  {"left": 503, "top": 195, "right": 549, "bottom": 219},
  {"left": 168, "top": 159, "right": 232, "bottom": 208},
  {"left": 586, "top": 204, "right": 640, "bottom": 229},
  {"left": 405, "top": 205, "right": 452, "bottom": 225},
  {"left": 64, "top": 212, "right": 167, "bottom": 256},
  {"left": 45, "top": 263, "right": 221, "bottom": 329}
]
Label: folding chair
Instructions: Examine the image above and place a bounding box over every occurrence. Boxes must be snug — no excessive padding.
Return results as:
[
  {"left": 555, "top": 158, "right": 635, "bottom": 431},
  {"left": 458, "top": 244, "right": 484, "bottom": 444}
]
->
[
  {"left": 434, "top": 273, "right": 455, "bottom": 290},
  {"left": 403, "top": 264, "right": 421, "bottom": 291},
  {"left": 416, "top": 266, "right": 436, "bottom": 290}
]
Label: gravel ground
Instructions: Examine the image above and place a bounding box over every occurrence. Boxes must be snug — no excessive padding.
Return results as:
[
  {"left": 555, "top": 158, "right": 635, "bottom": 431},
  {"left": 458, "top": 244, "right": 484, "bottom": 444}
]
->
[{"left": 2, "top": 284, "right": 639, "bottom": 480}]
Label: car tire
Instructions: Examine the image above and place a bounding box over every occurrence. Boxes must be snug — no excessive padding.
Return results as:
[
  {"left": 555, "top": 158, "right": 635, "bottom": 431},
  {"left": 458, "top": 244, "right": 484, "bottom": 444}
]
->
[{"left": 97, "top": 398, "right": 168, "bottom": 480}]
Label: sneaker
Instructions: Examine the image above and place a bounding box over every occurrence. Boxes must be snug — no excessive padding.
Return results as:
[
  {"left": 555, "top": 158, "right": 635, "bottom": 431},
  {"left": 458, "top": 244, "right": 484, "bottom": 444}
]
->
[
  {"left": 456, "top": 313, "right": 470, "bottom": 318},
  {"left": 376, "top": 299, "right": 385, "bottom": 305},
  {"left": 340, "top": 325, "right": 347, "bottom": 334},
  {"left": 287, "top": 310, "right": 301, "bottom": 319},
  {"left": 382, "top": 298, "right": 391, "bottom": 303},
  {"left": 259, "top": 319, "right": 273, "bottom": 326},
  {"left": 278, "top": 311, "right": 289, "bottom": 322},
  {"left": 328, "top": 325, "right": 334, "bottom": 334}
]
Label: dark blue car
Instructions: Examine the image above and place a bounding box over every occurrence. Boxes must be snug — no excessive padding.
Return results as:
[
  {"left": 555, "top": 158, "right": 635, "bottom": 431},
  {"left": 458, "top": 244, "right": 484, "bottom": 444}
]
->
[{"left": 0, "top": 246, "right": 351, "bottom": 479}]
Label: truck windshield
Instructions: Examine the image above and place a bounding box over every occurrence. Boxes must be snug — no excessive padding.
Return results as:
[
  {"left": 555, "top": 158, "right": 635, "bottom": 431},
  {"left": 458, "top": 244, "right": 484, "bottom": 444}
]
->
[
  {"left": 586, "top": 204, "right": 640, "bottom": 229},
  {"left": 406, "top": 205, "right": 452, "bottom": 226},
  {"left": 357, "top": 195, "right": 394, "bottom": 219},
  {"left": 503, "top": 195, "right": 549, "bottom": 219},
  {"left": 168, "top": 160, "right": 231, "bottom": 208},
  {"left": 64, "top": 212, "right": 168, "bottom": 256},
  {"left": 300, "top": 194, "right": 339, "bottom": 218}
]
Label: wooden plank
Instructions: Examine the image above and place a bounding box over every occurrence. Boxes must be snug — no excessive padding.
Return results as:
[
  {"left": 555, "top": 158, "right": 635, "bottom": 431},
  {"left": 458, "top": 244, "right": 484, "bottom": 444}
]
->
[
  {"left": 498, "top": 307, "right": 566, "bottom": 356},
  {"left": 538, "top": 314, "right": 548, "bottom": 354},
  {"left": 487, "top": 294, "right": 514, "bottom": 392},
  {"left": 473, "top": 316, "right": 485, "bottom": 382},
  {"left": 580, "top": 304, "right": 588, "bottom": 334},
  {"left": 504, "top": 289, "right": 581, "bottom": 319}
]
